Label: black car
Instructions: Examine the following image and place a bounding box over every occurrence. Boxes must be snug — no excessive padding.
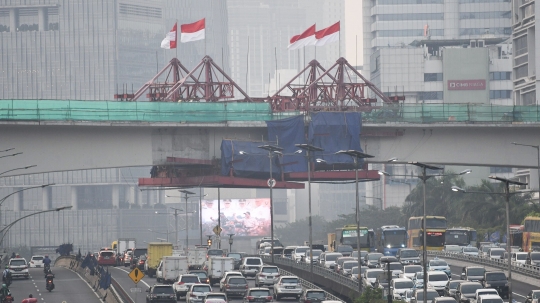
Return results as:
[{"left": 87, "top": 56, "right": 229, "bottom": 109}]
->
[
  {"left": 481, "top": 272, "right": 509, "bottom": 299},
  {"left": 190, "top": 270, "right": 210, "bottom": 284},
  {"left": 207, "top": 249, "right": 225, "bottom": 260},
  {"left": 299, "top": 289, "right": 326, "bottom": 303},
  {"left": 146, "top": 285, "right": 176, "bottom": 303},
  {"left": 444, "top": 280, "right": 464, "bottom": 297},
  {"left": 227, "top": 252, "right": 243, "bottom": 270}
]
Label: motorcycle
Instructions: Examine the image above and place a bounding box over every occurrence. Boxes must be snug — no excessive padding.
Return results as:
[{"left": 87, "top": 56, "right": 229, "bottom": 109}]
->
[
  {"left": 2, "top": 294, "right": 13, "bottom": 303},
  {"left": 2, "top": 275, "right": 11, "bottom": 287},
  {"left": 43, "top": 264, "right": 50, "bottom": 274},
  {"left": 45, "top": 279, "right": 54, "bottom": 292}
]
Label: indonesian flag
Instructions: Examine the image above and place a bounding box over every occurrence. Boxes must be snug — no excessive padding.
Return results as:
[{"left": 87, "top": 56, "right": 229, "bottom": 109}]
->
[
  {"left": 160, "top": 23, "right": 177, "bottom": 49},
  {"left": 315, "top": 21, "right": 340, "bottom": 46},
  {"left": 181, "top": 18, "right": 205, "bottom": 43},
  {"left": 288, "top": 24, "right": 316, "bottom": 50}
]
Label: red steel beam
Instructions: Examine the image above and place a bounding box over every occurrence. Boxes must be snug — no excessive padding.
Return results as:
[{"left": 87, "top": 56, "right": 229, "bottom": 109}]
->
[
  {"left": 284, "top": 170, "right": 380, "bottom": 182},
  {"left": 139, "top": 175, "right": 305, "bottom": 189}
]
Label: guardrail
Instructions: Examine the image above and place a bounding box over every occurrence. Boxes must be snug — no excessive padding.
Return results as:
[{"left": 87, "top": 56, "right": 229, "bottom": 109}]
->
[
  {"left": 261, "top": 255, "right": 360, "bottom": 301},
  {"left": 427, "top": 251, "right": 540, "bottom": 279},
  {"left": 277, "top": 266, "right": 344, "bottom": 303}
]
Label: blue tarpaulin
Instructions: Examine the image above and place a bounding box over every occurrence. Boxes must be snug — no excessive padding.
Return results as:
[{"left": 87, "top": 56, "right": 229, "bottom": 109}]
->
[
  {"left": 220, "top": 140, "right": 281, "bottom": 178},
  {"left": 266, "top": 115, "right": 307, "bottom": 173},
  {"left": 308, "top": 112, "right": 363, "bottom": 167}
]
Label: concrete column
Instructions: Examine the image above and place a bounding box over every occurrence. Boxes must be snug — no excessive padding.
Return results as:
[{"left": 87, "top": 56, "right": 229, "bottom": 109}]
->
[
  {"left": 137, "top": 189, "right": 144, "bottom": 207},
  {"left": 71, "top": 186, "right": 78, "bottom": 210},
  {"left": 125, "top": 186, "right": 135, "bottom": 207},
  {"left": 42, "top": 186, "right": 52, "bottom": 210},
  {"left": 38, "top": 7, "right": 48, "bottom": 31},
  {"left": 9, "top": 8, "right": 18, "bottom": 32},
  {"left": 112, "top": 185, "right": 119, "bottom": 209},
  {"left": 13, "top": 188, "right": 23, "bottom": 211}
]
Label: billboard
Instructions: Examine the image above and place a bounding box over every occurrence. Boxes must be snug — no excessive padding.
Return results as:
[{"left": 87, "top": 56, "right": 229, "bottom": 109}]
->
[{"left": 201, "top": 198, "right": 271, "bottom": 237}]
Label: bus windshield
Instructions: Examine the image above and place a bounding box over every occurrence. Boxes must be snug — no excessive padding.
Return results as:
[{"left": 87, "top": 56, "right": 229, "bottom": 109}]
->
[
  {"left": 445, "top": 230, "right": 469, "bottom": 246},
  {"left": 342, "top": 229, "right": 369, "bottom": 245},
  {"left": 383, "top": 230, "right": 407, "bottom": 248},
  {"left": 426, "top": 232, "right": 445, "bottom": 247},
  {"left": 425, "top": 218, "right": 447, "bottom": 229}
]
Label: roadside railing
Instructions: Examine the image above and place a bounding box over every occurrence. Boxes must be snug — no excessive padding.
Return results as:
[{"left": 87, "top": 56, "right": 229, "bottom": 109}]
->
[{"left": 427, "top": 251, "right": 540, "bottom": 279}]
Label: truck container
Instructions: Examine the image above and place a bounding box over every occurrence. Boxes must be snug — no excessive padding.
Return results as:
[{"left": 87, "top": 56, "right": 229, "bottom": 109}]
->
[
  {"left": 162, "top": 256, "right": 189, "bottom": 284},
  {"left": 145, "top": 242, "right": 173, "bottom": 277},
  {"left": 207, "top": 256, "right": 235, "bottom": 286},
  {"left": 116, "top": 238, "right": 136, "bottom": 265},
  {"left": 188, "top": 248, "right": 207, "bottom": 270}
]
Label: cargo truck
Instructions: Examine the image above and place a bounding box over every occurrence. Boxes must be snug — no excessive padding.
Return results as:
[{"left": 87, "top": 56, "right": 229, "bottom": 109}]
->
[
  {"left": 207, "top": 256, "right": 235, "bottom": 286},
  {"left": 187, "top": 248, "right": 207, "bottom": 270},
  {"left": 115, "top": 238, "right": 136, "bottom": 266},
  {"left": 144, "top": 242, "right": 173, "bottom": 277},
  {"left": 162, "top": 256, "right": 189, "bottom": 284}
]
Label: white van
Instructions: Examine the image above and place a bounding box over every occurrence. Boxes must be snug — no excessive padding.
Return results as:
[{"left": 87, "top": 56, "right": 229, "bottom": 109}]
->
[
  {"left": 511, "top": 252, "right": 528, "bottom": 265},
  {"left": 488, "top": 248, "right": 505, "bottom": 260}
]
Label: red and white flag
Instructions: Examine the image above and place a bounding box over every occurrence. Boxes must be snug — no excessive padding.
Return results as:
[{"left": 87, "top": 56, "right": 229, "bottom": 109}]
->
[
  {"left": 288, "top": 24, "right": 316, "bottom": 50},
  {"left": 315, "top": 21, "right": 340, "bottom": 46},
  {"left": 160, "top": 23, "right": 177, "bottom": 49},
  {"left": 181, "top": 18, "right": 205, "bottom": 43}
]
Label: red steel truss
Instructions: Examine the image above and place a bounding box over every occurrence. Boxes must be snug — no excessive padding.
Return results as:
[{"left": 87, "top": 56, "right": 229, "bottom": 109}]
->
[
  {"left": 120, "top": 56, "right": 252, "bottom": 102},
  {"left": 267, "top": 57, "right": 404, "bottom": 112}
]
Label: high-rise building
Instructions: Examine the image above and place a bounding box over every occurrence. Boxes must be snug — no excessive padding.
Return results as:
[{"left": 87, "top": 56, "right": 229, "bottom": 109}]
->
[
  {"left": 512, "top": 0, "right": 537, "bottom": 105},
  {"left": 227, "top": 0, "right": 344, "bottom": 97},
  {"left": 0, "top": 0, "right": 229, "bottom": 100}
]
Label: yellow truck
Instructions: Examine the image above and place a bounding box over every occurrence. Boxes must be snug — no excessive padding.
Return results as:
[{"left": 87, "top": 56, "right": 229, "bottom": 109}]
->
[{"left": 144, "top": 242, "right": 173, "bottom": 277}]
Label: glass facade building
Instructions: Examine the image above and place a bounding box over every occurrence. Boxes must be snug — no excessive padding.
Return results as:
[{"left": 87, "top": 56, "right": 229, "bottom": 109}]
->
[{"left": 0, "top": 0, "right": 230, "bottom": 100}]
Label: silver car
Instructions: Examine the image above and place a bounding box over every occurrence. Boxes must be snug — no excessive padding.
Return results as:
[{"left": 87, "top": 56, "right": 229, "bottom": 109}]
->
[
  {"left": 255, "top": 266, "right": 280, "bottom": 287},
  {"left": 273, "top": 276, "right": 302, "bottom": 300},
  {"left": 186, "top": 284, "right": 213, "bottom": 303}
]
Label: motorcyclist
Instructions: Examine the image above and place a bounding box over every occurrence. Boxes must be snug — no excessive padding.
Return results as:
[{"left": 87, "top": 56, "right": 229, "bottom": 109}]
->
[
  {"left": 2, "top": 268, "right": 11, "bottom": 284},
  {"left": 45, "top": 272, "right": 54, "bottom": 290},
  {"left": 42, "top": 256, "right": 51, "bottom": 269},
  {"left": 21, "top": 294, "right": 36, "bottom": 303},
  {"left": 0, "top": 284, "right": 11, "bottom": 302}
]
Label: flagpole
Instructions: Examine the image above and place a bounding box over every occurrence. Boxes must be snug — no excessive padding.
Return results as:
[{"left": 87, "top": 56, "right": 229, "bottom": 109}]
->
[
  {"left": 175, "top": 19, "right": 178, "bottom": 59},
  {"left": 246, "top": 36, "right": 250, "bottom": 94}
]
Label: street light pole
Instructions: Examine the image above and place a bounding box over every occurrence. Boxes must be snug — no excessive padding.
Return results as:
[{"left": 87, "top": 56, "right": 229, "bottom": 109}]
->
[
  {"left": 179, "top": 190, "right": 195, "bottom": 250},
  {"left": 409, "top": 162, "right": 443, "bottom": 303},
  {"left": 336, "top": 150, "right": 374, "bottom": 294},
  {"left": 512, "top": 142, "right": 540, "bottom": 200},
  {"left": 0, "top": 206, "right": 72, "bottom": 247},
  {"left": 257, "top": 144, "right": 284, "bottom": 264},
  {"left": 296, "top": 144, "right": 324, "bottom": 276}
]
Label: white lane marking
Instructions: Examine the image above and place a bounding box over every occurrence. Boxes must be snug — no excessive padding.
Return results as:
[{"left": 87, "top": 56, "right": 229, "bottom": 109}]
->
[{"left": 513, "top": 293, "right": 525, "bottom": 298}]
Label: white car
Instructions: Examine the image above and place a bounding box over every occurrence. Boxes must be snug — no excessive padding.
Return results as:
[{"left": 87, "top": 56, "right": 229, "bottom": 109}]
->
[
  {"left": 303, "top": 249, "right": 323, "bottom": 264},
  {"left": 363, "top": 269, "right": 384, "bottom": 288},
  {"left": 29, "top": 255, "right": 44, "bottom": 268},
  {"left": 511, "top": 252, "right": 528, "bottom": 266},
  {"left": 255, "top": 265, "right": 280, "bottom": 287},
  {"left": 412, "top": 272, "right": 424, "bottom": 289},
  {"left": 273, "top": 276, "right": 302, "bottom": 300},
  {"left": 239, "top": 257, "right": 263, "bottom": 277},
  {"left": 186, "top": 283, "right": 213, "bottom": 303},
  {"left": 391, "top": 278, "right": 415, "bottom": 300},
  {"left": 292, "top": 246, "right": 309, "bottom": 263},
  {"left": 400, "top": 265, "right": 423, "bottom": 279},
  {"left": 320, "top": 252, "right": 343, "bottom": 270},
  {"left": 426, "top": 271, "right": 449, "bottom": 295},
  {"left": 7, "top": 258, "right": 29, "bottom": 279},
  {"left": 174, "top": 274, "right": 200, "bottom": 300},
  {"left": 461, "top": 247, "right": 479, "bottom": 256}
]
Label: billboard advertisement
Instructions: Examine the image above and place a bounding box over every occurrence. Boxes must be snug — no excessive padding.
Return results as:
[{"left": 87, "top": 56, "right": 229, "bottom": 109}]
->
[{"left": 201, "top": 198, "right": 270, "bottom": 237}]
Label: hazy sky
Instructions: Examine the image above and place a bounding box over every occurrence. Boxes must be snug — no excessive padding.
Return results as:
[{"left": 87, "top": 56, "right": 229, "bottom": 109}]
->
[{"left": 344, "top": 0, "right": 363, "bottom": 66}]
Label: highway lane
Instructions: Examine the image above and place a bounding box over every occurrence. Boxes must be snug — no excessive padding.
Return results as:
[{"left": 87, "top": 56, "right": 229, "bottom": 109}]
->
[
  {"left": 8, "top": 266, "right": 101, "bottom": 303},
  {"left": 110, "top": 266, "right": 306, "bottom": 303}
]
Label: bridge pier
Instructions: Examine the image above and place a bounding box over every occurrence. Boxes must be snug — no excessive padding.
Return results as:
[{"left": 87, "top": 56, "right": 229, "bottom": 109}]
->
[
  {"left": 42, "top": 186, "right": 52, "bottom": 210},
  {"left": 70, "top": 186, "right": 78, "bottom": 210},
  {"left": 112, "top": 185, "right": 119, "bottom": 209},
  {"left": 13, "top": 188, "right": 23, "bottom": 211}
]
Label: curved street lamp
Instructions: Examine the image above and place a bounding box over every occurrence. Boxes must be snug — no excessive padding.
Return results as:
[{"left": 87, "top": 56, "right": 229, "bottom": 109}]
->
[
  {"left": 0, "top": 165, "right": 36, "bottom": 177},
  {"left": 0, "top": 206, "right": 73, "bottom": 247},
  {"left": 451, "top": 176, "right": 528, "bottom": 303}
]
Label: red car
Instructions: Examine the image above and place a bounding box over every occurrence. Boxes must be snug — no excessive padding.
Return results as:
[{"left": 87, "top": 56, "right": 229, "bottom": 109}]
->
[{"left": 98, "top": 250, "right": 116, "bottom": 266}]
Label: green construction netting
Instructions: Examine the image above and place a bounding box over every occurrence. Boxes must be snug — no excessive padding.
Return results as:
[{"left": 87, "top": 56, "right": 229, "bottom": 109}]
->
[{"left": 0, "top": 100, "right": 539, "bottom": 124}]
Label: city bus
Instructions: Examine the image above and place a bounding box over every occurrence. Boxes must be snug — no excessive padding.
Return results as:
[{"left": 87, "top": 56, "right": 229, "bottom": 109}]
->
[
  {"left": 335, "top": 224, "right": 372, "bottom": 251},
  {"left": 376, "top": 225, "right": 407, "bottom": 256},
  {"left": 445, "top": 227, "right": 477, "bottom": 247},
  {"left": 522, "top": 216, "right": 540, "bottom": 252},
  {"left": 407, "top": 216, "right": 447, "bottom": 251}
]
